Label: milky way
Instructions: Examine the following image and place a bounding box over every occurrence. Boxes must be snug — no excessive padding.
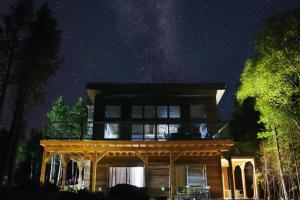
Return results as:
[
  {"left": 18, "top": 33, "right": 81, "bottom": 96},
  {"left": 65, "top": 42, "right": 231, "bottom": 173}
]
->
[{"left": 0, "top": 0, "right": 300, "bottom": 129}]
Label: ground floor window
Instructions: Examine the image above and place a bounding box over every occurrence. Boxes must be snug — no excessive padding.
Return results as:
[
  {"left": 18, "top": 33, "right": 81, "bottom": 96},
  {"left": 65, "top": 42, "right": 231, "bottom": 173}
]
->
[
  {"left": 109, "top": 167, "right": 145, "bottom": 187},
  {"left": 187, "top": 165, "right": 207, "bottom": 187}
]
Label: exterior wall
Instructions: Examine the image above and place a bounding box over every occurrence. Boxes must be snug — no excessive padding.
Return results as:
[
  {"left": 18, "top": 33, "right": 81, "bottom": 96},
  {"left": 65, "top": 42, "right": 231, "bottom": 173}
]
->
[
  {"left": 176, "top": 155, "right": 223, "bottom": 199},
  {"left": 92, "top": 95, "right": 220, "bottom": 139},
  {"left": 94, "top": 155, "right": 223, "bottom": 199},
  {"left": 96, "top": 165, "right": 108, "bottom": 191}
]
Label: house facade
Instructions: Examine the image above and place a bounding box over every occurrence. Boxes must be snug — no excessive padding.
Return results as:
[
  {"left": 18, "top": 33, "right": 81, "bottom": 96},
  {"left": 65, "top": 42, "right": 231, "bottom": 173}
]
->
[{"left": 40, "top": 83, "right": 258, "bottom": 200}]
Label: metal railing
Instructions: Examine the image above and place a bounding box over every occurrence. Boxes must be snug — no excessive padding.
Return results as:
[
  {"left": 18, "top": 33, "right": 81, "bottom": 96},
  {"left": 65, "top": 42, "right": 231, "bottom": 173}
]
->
[{"left": 42, "top": 121, "right": 232, "bottom": 141}]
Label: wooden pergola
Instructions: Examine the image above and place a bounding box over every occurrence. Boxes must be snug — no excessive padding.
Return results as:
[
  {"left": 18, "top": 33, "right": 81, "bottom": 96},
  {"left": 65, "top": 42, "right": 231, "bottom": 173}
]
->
[{"left": 40, "top": 140, "right": 234, "bottom": 200}]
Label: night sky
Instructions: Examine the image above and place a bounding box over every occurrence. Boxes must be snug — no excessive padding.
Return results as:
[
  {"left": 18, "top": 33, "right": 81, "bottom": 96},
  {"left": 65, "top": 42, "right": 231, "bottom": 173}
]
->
[{"left": 1, "top": 0, "right": 300, "bottom": 129}]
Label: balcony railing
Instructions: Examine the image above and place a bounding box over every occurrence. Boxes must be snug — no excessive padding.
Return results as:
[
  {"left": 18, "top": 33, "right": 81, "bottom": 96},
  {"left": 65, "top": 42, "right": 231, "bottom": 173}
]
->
[{"left": 42, "top": 121, "right": 232, "bottom": 140}]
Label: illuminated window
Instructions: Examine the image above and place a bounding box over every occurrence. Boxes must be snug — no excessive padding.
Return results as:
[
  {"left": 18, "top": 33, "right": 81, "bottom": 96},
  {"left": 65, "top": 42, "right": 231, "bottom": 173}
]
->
[
  {"left": 157, "top": 124, "right": 168, "bottom": 140},
  {"left": 132, "top": 124, "right": 143, "bottom": 140},
  {"left": 169, "top": 124, "right": 180, "bottom": 134},
  {"left": 157, "top": 106, "right": 168, "bottom": 118},
  {"left": 144, "top": 106, "right": 155, "bottom": 118},
  {"left": 105, "top": 105, "right": 121, "bottom": 118},
  {"left": 194, "top": 123, "right": 208, "bottom": 139},
  {"left": 190, "top": 105, "right": 206, "bottom": 118},
  {"left": 109, "top": 167, "right": 145, "bottom": 188},
  {"left": 187, "top": 165, "right": 207, "bottom": 187},
  {"left": 169, "top": 106, "right": 180, "bottom": 118},
  {"left": 104, "top": 123, "right": 119, "bottom": 139},
  {"left": 132, "top": 106, "right": 143, "bottom": 118},
  {"left": 144, "top": 124, "right": 155, "bottom": 140}
]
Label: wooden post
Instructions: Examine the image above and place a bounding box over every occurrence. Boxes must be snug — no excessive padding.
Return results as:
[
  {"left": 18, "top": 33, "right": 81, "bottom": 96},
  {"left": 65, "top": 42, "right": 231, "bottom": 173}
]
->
[
  {"left": 61, "top": 155, "right": 69, "bottom": 191},
  {"left": 91, "top": 154, "right": 97, "bottom": 192},
  {"left": 77, "top": 162, "right": 83, "bottom": 190},
  {"left": 227, "top": 153, "right": 235, "bottom": 200},
  {"left": 144, "top": 152, "right": 149, "bottom": 188},
  {"left": 169, "top": 152, "right": 175, "bottom": 200},
  {"left": 240, "top": 163, "right": 247, "bottom": 198},
  {"left": 40, "top": 150, "right": 47, "bottom": 185},
  {"left": 252, "top": 160, "right": 259, "bottom": 199}
]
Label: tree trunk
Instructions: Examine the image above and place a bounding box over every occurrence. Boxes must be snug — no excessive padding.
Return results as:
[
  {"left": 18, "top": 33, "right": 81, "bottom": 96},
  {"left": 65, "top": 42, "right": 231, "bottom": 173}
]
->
[
  {"left": 0, "top": 43, "right": 16, "bottom": 120},
  {"left": 273, "top": 126, "right": 288, "bottom": 200},
  {"left": 5, "top": 79, "right": 28, "bottom": 185},
  {"left": 288, "top": 130, "right": 300, "bottom": 195},
  {"left": 263, "top": 148, "right": 271, "bottom": 200}
]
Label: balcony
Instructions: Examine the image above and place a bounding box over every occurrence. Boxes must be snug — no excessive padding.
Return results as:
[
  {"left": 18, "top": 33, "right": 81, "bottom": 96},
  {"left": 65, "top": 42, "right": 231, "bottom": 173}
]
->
[{"left": 42, "top": 121, "right": 232, "bottom": 140}]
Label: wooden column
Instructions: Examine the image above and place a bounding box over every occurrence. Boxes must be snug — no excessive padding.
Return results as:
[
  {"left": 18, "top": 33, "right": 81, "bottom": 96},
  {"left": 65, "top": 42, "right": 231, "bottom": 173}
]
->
[
  {"left": 144, "top": 153, "right": 149, "bottom": 188},
  {"left": 77, "top": 162, "right": 83, "bottom": 190},
  {"left": 227, "top": 154, "right": 235, "bottom": 200},
  {"left": 240, "top": 163, "right": 247, "bottom": 198},
  {"left": 39, "top": 150, "right": 47, "bottom": 185},
  {"left": 91, "top": 158, "right": 97, "bottom": 192},
  {"left": 169, "top": 152, "right": 175, "bottom": 200},
  {"left": 252, "top": 160, "right": 259, "bottom": 199},
  {"left": 90, "top": 151, "right": 106, "bottom": 192},
  {"left": 61, "top": 155, "right": 69, "bottom": 191}
]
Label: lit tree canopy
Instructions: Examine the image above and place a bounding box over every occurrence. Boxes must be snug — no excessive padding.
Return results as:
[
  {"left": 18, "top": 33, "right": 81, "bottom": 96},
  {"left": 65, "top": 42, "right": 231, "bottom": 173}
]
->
[
  {"left": 45, "top": 96, "right": 88, "bottom": 139},
  {"left": 237, "top": 9, "right": 300, "bottom": 135}
]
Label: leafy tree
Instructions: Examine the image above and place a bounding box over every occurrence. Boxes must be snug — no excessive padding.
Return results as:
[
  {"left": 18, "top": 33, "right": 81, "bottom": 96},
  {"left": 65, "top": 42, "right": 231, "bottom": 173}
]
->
[
  {"left": 45, "top": 96, "right": 88, "bottom": 139},
  {"left": 230, "top": 97, "right": 263, "bottom": 141},
  {"left": 237, "top": 9, "right": 300, "bottom": 200},
  {"left": 0, "top": 0, "right": 33, "bottom": 119},
  {"left": 45, "top": 96, "right": 69, "bottom": 138},
  {"left": 0, "top": 0, "right": 61, "bottom": 185},
  {"left": 69, "top": 97, "right": 88, "bottom": 139}
]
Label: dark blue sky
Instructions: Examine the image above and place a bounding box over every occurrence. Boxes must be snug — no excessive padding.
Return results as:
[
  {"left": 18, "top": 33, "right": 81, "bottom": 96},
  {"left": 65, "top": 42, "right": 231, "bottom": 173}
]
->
[{"left": 1, "top": 0, "right": 300, "bottom": 128}]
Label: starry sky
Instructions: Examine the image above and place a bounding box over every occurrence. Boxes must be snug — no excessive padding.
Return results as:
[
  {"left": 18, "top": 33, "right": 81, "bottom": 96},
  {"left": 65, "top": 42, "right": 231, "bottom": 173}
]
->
[{"left": 1, "top": 0, "right": 300, "bottom": 129}]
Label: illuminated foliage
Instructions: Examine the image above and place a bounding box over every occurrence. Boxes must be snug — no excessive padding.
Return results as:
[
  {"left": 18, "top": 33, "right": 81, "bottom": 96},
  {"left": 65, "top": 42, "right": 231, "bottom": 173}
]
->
[
  {"left": 237, "top": 9, "right": 300, "bottom": 199},
  {"left": 45, "top": 96, "right": 88, "bottom": 139}
]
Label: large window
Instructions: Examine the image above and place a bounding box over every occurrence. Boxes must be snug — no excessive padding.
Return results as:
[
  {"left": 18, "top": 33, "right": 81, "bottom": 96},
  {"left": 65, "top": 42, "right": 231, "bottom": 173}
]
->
[
  {"left": 190, "top": 105, "right": 206, "bottom": 118},
  {"left": 157, "top": 106, "right": 168, "bottom": 118},
  {"left": 169, "top": 106, "right": 180, "bottom": 118},
  {"left": 187, "top": 165, "right": 207, "bottom": 187},
  {"left": 144, "top": 124, "right": 155, "bottom": 140},
  {"left": 132, "top": 124, "right": 143, "bottom": 140},
  {"left": 131, "top": 105, "right": 181, "bottom": 119},
  {"left": 193, "top": 123, "right": 208, "bottom": 139},
  {"left": 169, "top": 124, "right": 180, "bottom": 134},
  {"left": 104, "top": 123, "right": 119, "bottom": 139},
  {"left": 144, "top": 106, "right": 155, "bottom": 118},
  {"left": 109, "top": 167, "right": 145, "bottom": 188},
  {"left": 132, "top": 106, "right": 143, "bottom": 118},
  {"left": 157, "top": 124, "right": 168, "bottom": 140},
  {"left": 105, "top": 105, "right": 121, "bottom": 118}
]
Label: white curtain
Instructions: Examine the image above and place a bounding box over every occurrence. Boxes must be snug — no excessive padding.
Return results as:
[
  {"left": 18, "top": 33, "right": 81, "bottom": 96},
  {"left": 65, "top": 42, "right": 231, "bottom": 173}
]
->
[{"left": 109, "top": 167, "right": 145, "bottom": 187}]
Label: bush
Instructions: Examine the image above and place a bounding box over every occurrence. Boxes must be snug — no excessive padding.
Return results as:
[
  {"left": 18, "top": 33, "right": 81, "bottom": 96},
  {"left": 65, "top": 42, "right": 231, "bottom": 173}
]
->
[{"left": 109, "top": 184, "right": 149, "bottom": 200}]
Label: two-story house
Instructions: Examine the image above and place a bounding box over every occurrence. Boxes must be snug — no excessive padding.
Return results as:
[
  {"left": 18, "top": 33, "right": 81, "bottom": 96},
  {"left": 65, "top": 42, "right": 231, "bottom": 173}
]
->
[{"left": 39, "top": 83, "right": 258, "bottom": 200}]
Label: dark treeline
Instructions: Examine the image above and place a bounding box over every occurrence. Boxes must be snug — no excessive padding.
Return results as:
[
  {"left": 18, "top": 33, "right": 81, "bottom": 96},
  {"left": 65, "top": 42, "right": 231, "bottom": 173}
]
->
[{"left": 0, "top": 0, "right": 61, "bottom": 185}]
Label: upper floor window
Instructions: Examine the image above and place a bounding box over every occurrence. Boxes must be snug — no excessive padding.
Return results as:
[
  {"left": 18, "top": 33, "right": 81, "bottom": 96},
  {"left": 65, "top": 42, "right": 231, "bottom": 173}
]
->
[
  {"left": 144, "top": 124, "right": 155, "bottom": 140},
  {"left": 132, "top": 124, "right": 143, "bottom": 140},
  {"left": 157, "top": 106, "right": 168, "bottom": 118},
  {"left": 105, "top": 105, "right": 121, "bottom": 118},
  {"left": 132, "top": 106, "right": 143, "bottom": 118},
  {"left": 193, "top": 123, "right": 208, "bottom": 139},
  {"left": 144, "top": 106, "right": 155, "bottom": 118},
  {"left": 169, "top": 106, "right": 180, "bottom": 118},
  {"left": 190, "top": 105, "right": 206, "bottom": 119},
  {"left": 131, "top": 105, "right": 180, "bottom": 119},
  {"left": 104, "top": 123, "right": 119, "bottom": 139}
]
